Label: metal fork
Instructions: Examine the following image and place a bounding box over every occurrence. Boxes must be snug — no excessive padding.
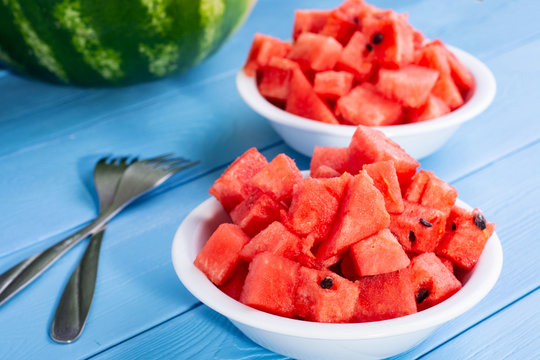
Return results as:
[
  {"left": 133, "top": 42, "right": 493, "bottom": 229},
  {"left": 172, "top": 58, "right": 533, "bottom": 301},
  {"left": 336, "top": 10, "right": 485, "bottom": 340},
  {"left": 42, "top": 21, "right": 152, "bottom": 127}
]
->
[
  {"left": 50, "top": 156, "right": 135, "bottom": 343},
  {"left": 0, "top": 154, "right": 198, "bottom": 307}
]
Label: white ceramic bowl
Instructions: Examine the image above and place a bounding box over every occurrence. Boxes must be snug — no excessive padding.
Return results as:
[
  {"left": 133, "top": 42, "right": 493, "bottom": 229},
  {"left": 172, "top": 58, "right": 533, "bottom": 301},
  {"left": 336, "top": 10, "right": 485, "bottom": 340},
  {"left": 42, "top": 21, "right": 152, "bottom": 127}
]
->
[
  {"left": 236, "top": 45, "right": 496, "bottom": 159},
  {"left": 172, "top": 196, "right": 503, "bottom": 360}
]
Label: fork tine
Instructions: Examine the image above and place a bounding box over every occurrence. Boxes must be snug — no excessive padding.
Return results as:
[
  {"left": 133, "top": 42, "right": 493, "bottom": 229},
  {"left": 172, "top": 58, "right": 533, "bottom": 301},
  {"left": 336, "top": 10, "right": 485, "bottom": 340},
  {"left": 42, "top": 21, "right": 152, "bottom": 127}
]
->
[
  {"left": 97, "top": 156, "right": 110, "bottom": 165},
  {"left": 166, "top": 160, "right": 199, "bottom": 174},
  {"left": 143, "top": 153, "right": 174, "bottom": 164}
]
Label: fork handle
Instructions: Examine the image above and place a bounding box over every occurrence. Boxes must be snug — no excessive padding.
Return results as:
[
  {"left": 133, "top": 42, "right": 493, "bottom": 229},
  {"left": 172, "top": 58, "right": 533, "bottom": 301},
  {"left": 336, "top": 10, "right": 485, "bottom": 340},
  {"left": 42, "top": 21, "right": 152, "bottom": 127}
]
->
[{"left": 0, "top": 210, "right": 116, "bottom": 307}]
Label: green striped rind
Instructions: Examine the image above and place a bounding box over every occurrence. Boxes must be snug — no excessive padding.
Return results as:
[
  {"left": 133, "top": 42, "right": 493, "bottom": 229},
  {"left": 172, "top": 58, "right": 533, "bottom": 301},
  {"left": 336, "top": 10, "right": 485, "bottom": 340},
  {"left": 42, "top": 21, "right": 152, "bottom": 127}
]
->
[{"left": 0, "top": 0, "right": 256, "bottom": 86}]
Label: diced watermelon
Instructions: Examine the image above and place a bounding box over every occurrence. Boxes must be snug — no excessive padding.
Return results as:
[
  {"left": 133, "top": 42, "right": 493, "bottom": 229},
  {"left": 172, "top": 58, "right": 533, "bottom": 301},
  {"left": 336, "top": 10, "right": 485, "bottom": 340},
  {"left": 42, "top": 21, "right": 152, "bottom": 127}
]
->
[
  {"left": 285, "top": 175, "right": 349, "bottom": 244},
  {"left": 335, "top": 31, "right": 375, "bottom": 81},
  {"left": 194, "top": 223, "right": 250, "bottom": 286},
  {"left": 407, "top": 94, "right": 450, "bottom": 123},
  {"left": 313, "top": 71, "right": 354, "bottom": 99},
  {"left": 405, "top": 170, "right": 457, "bottom": 216},
  {"left": 294, "top": 266, "right": 360, "bottom": 323},
  {"left": 240, "top": 253, "right": 301, "bottom": 317},
  {"left": 292, "top": 9, "right": 331, "bottom": 40},
  {"left": 354, "top": 268, "right": 417, "bottom": 322},
  {"left": 320, "top": 9, "right": 359, "bottom": 45},
  {"left": 345, "top": 228, "right": 410, "bottom": 277},
  {"left": 257, "top": 57, "right": 300, "bottom": 101},
  {"left": 316, "top": 171, "right": 390, "bottom": 266},
  {"left": 312, "top": 165, "right": 342, "bottom": 178},
  {"left": 230, "top": 191, "right": 285, "bottom": 237},
  {"left": 243, "top": 33, "right": 292, "bottom": 77},
  {"left": 251, "top": 153, "right": 303, "bottom": 204},
  {"left": 436, "top": 206, "right": 495, "bottom": 270},
  {"left": 287, "top": 32, "right": 343, "bottom": 72},
  {"left": 286, "top": 67, "right": 340, "bottom": 124},
  {"left": 347, "top": 125, "right": 420, "bottom": 188},
  {"left": 445, "top": 46, "right": 474, "bottom": 93},
  {"left": 389, "top": 201, "right": 446, "bottom": 253},
  {"left": 218, "top": 261, "right": 249, "bottom": 300},
  {"left": 363, "top": 160, "right": 404, "bottom": 214},
  {"left": 335, "top": 84, "right": 403, "bottom": 126},
  {"left": 432, "top": 73, "right": 464, "bottom": 110},
  {"left": 310, "top": 146, "right": 349, "bottom": 174},
  {"left": 404, "top": 170, "right": 432, "bottom": 203},
  {"left": 409, "top": 252, "right": 462, "bottom": 311},
  {"left": 375, "top": 65, "right": 439, "bottom": 108},
  {"left": 239, "top": 221, "right": 303, "bottom": 261},
  {"left": 209, "top": 148, "right": 268, "bottom": 212},
  {"left": 438, "top": 255, "right": 455, "bottom": 274}
]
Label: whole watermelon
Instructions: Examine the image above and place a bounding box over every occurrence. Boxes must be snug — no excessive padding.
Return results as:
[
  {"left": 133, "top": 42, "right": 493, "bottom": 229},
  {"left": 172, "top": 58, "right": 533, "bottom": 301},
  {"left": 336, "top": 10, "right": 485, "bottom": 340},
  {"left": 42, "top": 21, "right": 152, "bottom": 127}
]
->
[{"left": 0, "top": 0, "right": 256, "bottom": 86}]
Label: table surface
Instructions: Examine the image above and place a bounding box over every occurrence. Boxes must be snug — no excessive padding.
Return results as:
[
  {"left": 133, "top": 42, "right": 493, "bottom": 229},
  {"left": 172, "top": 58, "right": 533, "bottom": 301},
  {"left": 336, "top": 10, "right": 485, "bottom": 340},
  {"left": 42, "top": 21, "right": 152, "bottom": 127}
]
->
[{"left": 1, "top": 0, "right": 539, "bottom": 359}]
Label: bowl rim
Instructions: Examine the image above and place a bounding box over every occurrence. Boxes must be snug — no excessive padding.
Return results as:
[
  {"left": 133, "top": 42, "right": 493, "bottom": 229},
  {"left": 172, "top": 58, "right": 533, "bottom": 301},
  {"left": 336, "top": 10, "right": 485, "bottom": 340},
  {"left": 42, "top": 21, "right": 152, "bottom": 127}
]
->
[
  {"left": 171, "top": 194, "right": 503, "bottom": 340},
  {"left": 236, "top": 44, "right": 496, "bottom": 138}
]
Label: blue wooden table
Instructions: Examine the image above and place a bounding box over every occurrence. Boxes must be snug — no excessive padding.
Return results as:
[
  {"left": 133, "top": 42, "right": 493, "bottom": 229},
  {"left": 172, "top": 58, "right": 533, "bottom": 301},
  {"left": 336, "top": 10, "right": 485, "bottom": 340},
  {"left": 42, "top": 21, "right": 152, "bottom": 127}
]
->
[{"left": 1, "top": 0, "right": 539, "bottom": 359}]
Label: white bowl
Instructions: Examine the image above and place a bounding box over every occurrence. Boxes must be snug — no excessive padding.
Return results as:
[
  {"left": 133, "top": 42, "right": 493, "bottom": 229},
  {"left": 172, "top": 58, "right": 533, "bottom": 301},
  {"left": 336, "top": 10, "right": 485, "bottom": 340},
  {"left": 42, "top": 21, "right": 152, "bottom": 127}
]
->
[
  {"left": 236, "top": 45, "right": 496, "bottom": 159},
  {"left": 171, "top": 196, "right": 503, "bottom": 360}
]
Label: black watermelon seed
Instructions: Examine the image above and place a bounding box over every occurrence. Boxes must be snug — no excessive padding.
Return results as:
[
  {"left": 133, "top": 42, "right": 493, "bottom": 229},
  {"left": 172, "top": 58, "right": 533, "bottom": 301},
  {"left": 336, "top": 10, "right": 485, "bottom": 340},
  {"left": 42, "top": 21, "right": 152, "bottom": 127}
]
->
[
  {"left": 320, "top": 276, "right": 333, "bottom": 289},
  {"left": 366, "top": 43, "right": 373, "bottom": 52},
  {"left": 409, "top": 230, "right": 416, "bottom": 242},
  {"left": 473, "top": 212, "right": 487, "bottom": 230},
  {"left": 452, "top": 222, "right": 457, "bottom": 231},
  {"left": 420, "top": 218, "right": 433, "bottom": 227},
  {"left": 416, "top": 288, "right": 429, "bottom": 304},
  {"left": 372, "top": 33, "right": 384, "bottom": 44}
]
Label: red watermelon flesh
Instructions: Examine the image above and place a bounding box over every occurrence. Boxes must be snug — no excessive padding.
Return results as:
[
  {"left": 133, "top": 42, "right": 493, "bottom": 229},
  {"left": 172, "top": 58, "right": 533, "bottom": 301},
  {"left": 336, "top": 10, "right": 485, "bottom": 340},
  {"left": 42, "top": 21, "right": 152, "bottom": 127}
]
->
[
  {"left": 335, "top": 84, "right": 403, "bottom": 126},
  {"left": 346, "top": 228, "right": 410, "bottom": 277},
  {"left": 251, "top": 153, "right": 303, "bottom": 204},
  {"left": 219, "top": 261, "right": 249, "bottom": 300},
  {"left": 436, "top": 206, "right": 495, "bottom": 270},
  {"left": 375, "top": 65, "right": 439, "bottom": 108},
  {"left": 209, "top": 148, "right": 268, "bottom": 212},
  {"left": 287, "top": 32, "right": 343, "bottom": 72},
  {"left": 320, "top": 9, "right": 359, "bottom": 45},
  {"left": 438, "top": 255, "right": 455, "bottom": 274},
  {"left": 354, "top": 268, "right": 417, "bottom": 322},
  {"left": 432, "top": 73, "right": 464, "bottom": 110},
  {"left": 240, "top": 253, "right": 300, "bottom": 317},
  {"left": 336, "top": 31, "right": 375, "bottom": 81},
  {"left": 239, "top": 221, "right": 303, "bottom": 261},
  {"left": 194, "top": 223, "right": 250, "bottom": 286},
  {"left": 407, "top": 94, "right": 450, "bottom": 123},
  {"left": 243, "top": 33, "right": 292, "bottom": 77},
  {"left": 310, "top": 146, "right": 349, "bottom": 174},
  {"left": 313, "top": 71, "right": 354, "bottom": 99},
  {"left": 347, "top": 125, "right": 420, "bottom": 188},
  {"left": 286, "top": 67, "right": 339, "bottom": 124},
  {"left": 405, "top": 170, "right": 457, "bottom": 216},
  {"left": 292, "top": 9, "right": 331, "bottom": 40},
  {"left": 294, "top": 266, "right": 360, "bottom": 323},
  {"left": 312, "top": 165, "right": 342, "bottom": 178},
  {"left": 257, "top": 57, "right": 300, "bottom": 101},
  {"left": 409, "top": 252, "right": 462, "bottom": 311},
  {"left": 404, "top": 170, "right": 432, "bottom": 203},
  {"left": 389, "top": 201, "right": 446, "bottom": 253},
  {"left": 363, "top": 160, "right": 404, "bottom": 214},
  {"left": 230, "top": 191, "right": 285, "bottom": 237},
  {"left": 316, "top": 171, "right": 390, "bottom": 266}
]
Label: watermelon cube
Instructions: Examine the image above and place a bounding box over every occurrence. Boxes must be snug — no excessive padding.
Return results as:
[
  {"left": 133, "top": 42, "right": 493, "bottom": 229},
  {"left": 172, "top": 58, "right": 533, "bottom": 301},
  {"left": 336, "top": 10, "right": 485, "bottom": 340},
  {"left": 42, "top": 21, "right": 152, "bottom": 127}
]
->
[
  {"left": 436, "top": 206, "right": 495, "bottom": 270},
  {"left": 240, "top": 253, "right": 301, "bottom": 317},
  {"left": 409, "top": 252, "right": 462, "bottom": 311},
  {"left": 287, "top": 32, "right": 343, "bottom": 71},
  {"left": 407, "top": 94, "right": 450, "bottom": 123},
  {"left": 375, "top": 65, "right": 439, "bottom": 108},
  {"left": 432, "top": 73, "right": 464, "bottom": 110},
  {"left": 347, "top": 125, "right": 420, "bottom": 188},
  {"left": 313, "top": 71, "right": 354, "bottom": 99},
  {"left": 218, "top": 261, "right": 249, "bottom": 300},
  {"left": 345, "top": 228, "right": 410, "bottom": 277},
  {"left": 292, "top": 9, "right": 331, "bottom": 40},
  {"left": 239, "top": 221, "right": 303, "bottom": 261},
  {"left": 284, "top": 175, "right": 349, "bottom": 244},
  {"left": 336, "top": 31, "right": 375, "bottom": 81},
  {"left": 310, "top": 146, "right": 349, "bottom": 174},
  {"left": 251, "top": 153, "right": 303, "bottom": 204},
  {"left": 257, "top": 57, "right": 300, "bottom": 101},
  {"left": 294, "top": 267, "right": 360, "bottom": 323},
  {"left": 405, "top": 170, "right": 458, "bottom": 216},
  {"left": 209, "top": 147, "right": 268, "bottom": 212},
  {"left": 194, "top": 223, "right": 250, "bottom": 286},
  {"left": 389, "top": 201, "right": 446, "bottom": 253},
  {"left": 230, "top": 191, "right": 285, "bottom": 237},
  {"left": 311, "top": 165, "right": 342, "bottom": 179},
  {"left": 316, "top": 171, "right": 390, "bottom": 266},
  {"left": 243, "top": 33, "right": 292, "bottom": 77},
  {"left": 335, "top": 84, "right": 403, "bottom": 126},
  {"left": 363, "top": 160, "right": 404, "bottom": 214},
  {"left": 354, "top": 268, "right": 417, "bottom": 322},
  {"left": 286, "top": 67, "right": 339, "bottom": 124},
  {"left": 320, "top": 9, "right": 359, "bottom": 45}
]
